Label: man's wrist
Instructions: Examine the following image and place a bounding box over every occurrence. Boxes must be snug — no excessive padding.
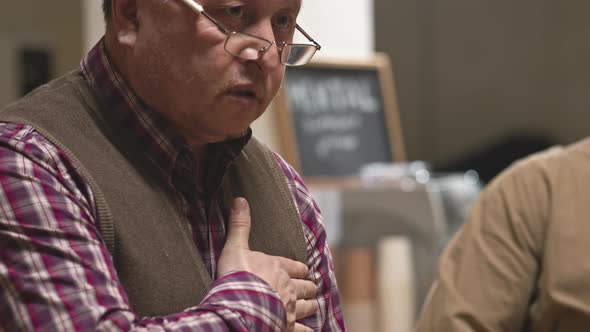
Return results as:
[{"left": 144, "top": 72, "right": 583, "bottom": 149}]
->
[{"left": 201, "top": 270, "right": 287, "bottom": 330}]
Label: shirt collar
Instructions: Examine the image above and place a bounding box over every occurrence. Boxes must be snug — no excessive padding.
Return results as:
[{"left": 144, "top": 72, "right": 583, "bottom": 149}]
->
[{"left": 80, "top": 39, "right": 250, "bottom": 193}]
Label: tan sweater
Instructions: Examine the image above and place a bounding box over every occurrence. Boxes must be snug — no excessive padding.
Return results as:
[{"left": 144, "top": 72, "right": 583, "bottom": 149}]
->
[{"left": 416, "top": 138, "right": 590, "bottom": 332}]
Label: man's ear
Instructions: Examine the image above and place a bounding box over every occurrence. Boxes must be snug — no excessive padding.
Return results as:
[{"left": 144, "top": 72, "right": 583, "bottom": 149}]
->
[{"left": 111, "top": 0, "right": 140, "bottom": 47}]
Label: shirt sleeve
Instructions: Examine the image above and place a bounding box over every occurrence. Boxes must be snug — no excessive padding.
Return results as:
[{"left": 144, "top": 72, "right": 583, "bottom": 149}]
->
[
  {"left": 0, "top": 123, "right": 286, "bottom": 332},
  {"left": 273, "top": 153, "right": 346, "bottom": 331},
  {"left": 415, "top": 155, "right": 549, "bottom": 332}
]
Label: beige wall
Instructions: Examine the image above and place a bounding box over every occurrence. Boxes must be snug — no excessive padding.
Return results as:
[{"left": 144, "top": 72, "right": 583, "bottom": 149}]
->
[
  {"left": 0, "top": 1, "right": 82, "bottom": 107},
  {"left": 83, "top": 0, "right": 105, "bottom": 53},
  {"left": 376, "top": 0, "right": 590, "bottom": 164}
]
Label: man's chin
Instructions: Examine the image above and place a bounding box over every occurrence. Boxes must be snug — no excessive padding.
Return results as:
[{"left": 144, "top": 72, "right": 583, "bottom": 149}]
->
[
  {"left": 204, "top": 127, "right": 251, "bottom": 144},
  {"left": 184, "top": 127, "right": 250, "bottom": 150},
  {"left": 224, "top": 128, "right": 251, "bottom": 141}
]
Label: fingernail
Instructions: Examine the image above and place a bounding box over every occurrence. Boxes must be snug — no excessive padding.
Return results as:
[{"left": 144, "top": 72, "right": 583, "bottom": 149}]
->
[{"left": 233, "top": 197, "right": 248, "bottom": 211}]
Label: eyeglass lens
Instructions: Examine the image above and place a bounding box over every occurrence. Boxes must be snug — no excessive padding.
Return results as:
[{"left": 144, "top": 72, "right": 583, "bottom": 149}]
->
[
  {"left": 225, "top": 33, "right": 317, "bottom": 66},
  {"left": 281, "top": 45, "right": 317, "bottom": 66}
]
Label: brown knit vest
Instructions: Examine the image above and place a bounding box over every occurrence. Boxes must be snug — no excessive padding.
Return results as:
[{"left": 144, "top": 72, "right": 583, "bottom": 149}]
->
[{"left": 0, "top": 70, "right": 307, "bottom": 317}]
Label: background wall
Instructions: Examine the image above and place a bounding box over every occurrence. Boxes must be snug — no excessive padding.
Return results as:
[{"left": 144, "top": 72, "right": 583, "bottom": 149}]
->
[
  {"left": 83, "top": 0, "right": 105, "bottom": 52},
  {"left": 0, "top": 2, "right": 82, "bottom": 107},
  {"left": 375, "top": 0, "right": 590, "bottom": 166}
]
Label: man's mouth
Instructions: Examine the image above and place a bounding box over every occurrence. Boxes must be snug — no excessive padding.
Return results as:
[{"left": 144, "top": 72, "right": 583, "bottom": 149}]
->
[
  {"left": 225, "top": 85, "right": 260, "bottom": 106},
  {"left": 230, "top": 90, "right": 257, "bottom": 99}
]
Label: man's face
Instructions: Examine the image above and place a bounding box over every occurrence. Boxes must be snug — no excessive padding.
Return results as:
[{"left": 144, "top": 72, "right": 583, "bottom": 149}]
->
[{"left": 124, "top": 0, "right": 302, "bottom": 146}]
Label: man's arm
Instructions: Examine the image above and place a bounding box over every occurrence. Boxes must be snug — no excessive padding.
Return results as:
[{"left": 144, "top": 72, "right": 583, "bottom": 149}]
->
[
  {"left": 0, "top": 123, "right": 288, "bottom": 331},
  {"left": 415, "top": 156, "right": 549, "bottom": 332},
  {"left": 274, "top": 153, "right": 346, "bottom": 331}
]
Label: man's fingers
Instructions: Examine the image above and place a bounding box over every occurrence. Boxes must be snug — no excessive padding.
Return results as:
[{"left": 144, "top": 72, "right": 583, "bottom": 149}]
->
[
  {"left": 295, "top": 299, "right": 319, "bottom": 320},
  {"left": 293, "top": 322, "right": 313, "bottom": 332},
  {"left": 293, "top": 279, "right": 318, "bottom": 299},
  {"left": 225, "top": 197, "right": 251, "bottom": 249},
  {"left": 276, "top": 256, "right": 309, "bottom": 278}
]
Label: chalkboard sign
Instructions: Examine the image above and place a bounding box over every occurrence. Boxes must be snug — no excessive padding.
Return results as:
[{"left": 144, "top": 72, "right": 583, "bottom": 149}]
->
[{"left": 275, "top": 54, "right": 405, "bottom": 181}]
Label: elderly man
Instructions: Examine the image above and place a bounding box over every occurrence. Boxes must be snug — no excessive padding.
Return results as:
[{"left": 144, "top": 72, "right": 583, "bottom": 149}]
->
[{"left": 0, "top": 0, "right": 344, "bottom": 331}]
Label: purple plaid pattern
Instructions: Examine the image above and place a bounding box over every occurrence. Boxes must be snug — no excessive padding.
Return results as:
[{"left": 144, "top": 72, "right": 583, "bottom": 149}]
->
[{"left": 0, "top": 40, "right": 345, "bottom": 331}]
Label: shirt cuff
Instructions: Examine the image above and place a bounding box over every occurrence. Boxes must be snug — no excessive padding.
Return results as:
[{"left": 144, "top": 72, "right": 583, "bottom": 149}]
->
[{"left": 198, "top": 271, "right": 287, "bottom": 331}]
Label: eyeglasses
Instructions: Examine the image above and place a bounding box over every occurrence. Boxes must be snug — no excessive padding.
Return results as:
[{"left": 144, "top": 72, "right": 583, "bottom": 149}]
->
[{"left": 178, "top": 0, "right": 321, "bottom": 66}]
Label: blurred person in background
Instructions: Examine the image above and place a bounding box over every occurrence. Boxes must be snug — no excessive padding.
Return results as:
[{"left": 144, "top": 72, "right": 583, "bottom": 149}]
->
[
  {"left": 0, "top": 0, "right": 345, "bottom": 331},
  {"left": 416, "top": 139, "right": 590, "bottom": 331}
]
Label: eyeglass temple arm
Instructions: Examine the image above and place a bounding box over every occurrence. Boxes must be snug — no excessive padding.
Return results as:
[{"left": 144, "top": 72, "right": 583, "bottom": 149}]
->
[
  {"left": 178, "top": 0, "right": 229, "bottom": 34},
  {"left": 296, "top": 24, "right": 321, "bottom": 50},
  {"left": 179, "top": 0, "right": 203, "bottom": 13}
]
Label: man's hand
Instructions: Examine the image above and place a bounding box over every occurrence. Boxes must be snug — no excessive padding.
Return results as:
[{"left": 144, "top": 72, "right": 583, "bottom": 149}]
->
[{"left": 218, "top": 197, "right": 319, "bottom": 331}]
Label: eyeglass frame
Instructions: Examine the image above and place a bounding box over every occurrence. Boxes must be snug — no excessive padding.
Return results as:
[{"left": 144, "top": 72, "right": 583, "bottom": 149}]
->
[{"left": 178, "top": 0, "right": 322, "bottom": 66}]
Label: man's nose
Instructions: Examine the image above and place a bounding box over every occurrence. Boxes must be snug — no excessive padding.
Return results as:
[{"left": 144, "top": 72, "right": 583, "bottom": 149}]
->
[{"left": 247, "top": 21, "right": 281, "bottom": 69}]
